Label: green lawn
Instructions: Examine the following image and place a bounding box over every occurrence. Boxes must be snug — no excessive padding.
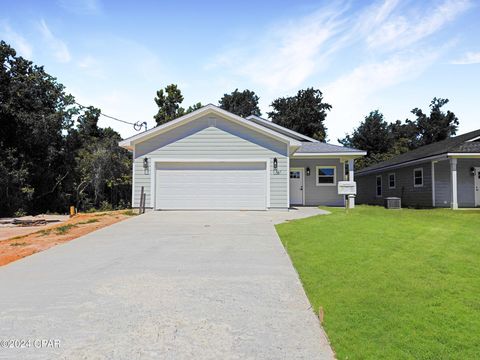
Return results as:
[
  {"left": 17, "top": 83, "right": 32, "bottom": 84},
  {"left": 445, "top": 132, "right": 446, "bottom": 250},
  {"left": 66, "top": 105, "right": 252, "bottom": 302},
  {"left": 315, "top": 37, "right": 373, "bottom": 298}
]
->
[{"left": 276, "top": 206, "right": 480, "bottom": 360}]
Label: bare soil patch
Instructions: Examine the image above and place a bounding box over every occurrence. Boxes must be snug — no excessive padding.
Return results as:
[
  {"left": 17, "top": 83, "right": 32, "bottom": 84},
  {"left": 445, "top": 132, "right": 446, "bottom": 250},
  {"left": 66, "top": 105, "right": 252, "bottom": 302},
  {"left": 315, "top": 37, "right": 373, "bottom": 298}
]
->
[{"left": 0, "top": 210, "right": 136, "bottom": 266}]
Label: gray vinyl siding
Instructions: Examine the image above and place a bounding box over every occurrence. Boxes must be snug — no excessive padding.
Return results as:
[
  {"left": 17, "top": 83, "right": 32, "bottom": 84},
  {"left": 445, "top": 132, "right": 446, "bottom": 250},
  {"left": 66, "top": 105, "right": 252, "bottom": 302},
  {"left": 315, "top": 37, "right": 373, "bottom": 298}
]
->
[
  {"left": 434, "top": 159, "right": 480, "bottom": 208},
  {"left": 356, "top": 163, "right": 433, "bottom": 207},
  {"left": 132, "top": 115, "right": 288, "bottom": 209},
  {"left": 290, "top": 158, "right": 345, "bottom": 206}
]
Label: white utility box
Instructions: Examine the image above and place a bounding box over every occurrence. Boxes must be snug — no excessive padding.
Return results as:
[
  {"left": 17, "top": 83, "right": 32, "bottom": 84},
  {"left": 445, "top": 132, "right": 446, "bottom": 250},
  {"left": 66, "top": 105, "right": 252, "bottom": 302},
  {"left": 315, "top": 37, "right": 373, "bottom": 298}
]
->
[{"left": 338, "top": 181, "right": 357, "bottom": 195}]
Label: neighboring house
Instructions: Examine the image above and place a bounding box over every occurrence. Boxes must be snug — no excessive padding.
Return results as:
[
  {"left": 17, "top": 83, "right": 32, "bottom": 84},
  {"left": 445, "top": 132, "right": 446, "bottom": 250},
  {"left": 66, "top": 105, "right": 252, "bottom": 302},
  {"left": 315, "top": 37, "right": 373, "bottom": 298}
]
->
[
  {"left": 356, "top": 129, "right": 480, "bottom": 209},
  {"left": 119, "top": 104, "right": 365, "bottom": 210}
]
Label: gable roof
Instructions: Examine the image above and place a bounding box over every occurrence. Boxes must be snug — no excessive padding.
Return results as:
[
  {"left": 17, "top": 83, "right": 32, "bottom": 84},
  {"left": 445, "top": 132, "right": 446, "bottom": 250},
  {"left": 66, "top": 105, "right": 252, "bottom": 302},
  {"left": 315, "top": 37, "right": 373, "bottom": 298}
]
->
[
  {"left": 357, "top": 129, "right": 480, "bottom": 175},
  {"left": 119, "top": 104, "right": 302, "bottom": 150},
  {"left": 245, "top": 115, "right": 320, "bottom": 142},
  {"left": 295, "top": 142, "right": 365, "bottom": 155}
]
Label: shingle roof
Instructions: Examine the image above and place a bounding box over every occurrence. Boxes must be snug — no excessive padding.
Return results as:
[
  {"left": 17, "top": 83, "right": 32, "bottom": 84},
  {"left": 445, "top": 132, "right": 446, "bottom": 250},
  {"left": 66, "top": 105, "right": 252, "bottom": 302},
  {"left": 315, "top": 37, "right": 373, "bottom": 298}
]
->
[
  {"left": 296, "top": 142, "right": 364, "bottom": 153},
  {"left": 357, "top": 129, "right": 480, "bottom": 175}
]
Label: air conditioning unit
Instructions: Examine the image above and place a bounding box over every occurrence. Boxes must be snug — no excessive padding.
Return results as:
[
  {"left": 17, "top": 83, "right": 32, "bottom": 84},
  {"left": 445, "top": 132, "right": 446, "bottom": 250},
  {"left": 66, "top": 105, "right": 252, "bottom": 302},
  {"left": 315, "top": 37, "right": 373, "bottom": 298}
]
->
[{"left": 385, "top": 197, "right": 401, "bottom": 209}]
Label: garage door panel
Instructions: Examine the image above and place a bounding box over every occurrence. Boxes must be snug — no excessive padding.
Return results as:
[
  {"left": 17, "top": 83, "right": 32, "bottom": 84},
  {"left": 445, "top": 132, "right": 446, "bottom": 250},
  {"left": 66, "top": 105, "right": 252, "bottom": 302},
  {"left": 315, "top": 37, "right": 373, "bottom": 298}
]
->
[{"left": 155, "top": 162, "right": 267, "bottom": 210}]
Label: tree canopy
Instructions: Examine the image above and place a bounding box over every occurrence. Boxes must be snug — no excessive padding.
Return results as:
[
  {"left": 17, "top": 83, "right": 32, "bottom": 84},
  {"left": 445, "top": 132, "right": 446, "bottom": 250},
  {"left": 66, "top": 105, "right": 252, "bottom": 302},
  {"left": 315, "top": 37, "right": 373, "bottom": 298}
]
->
[
  {"left": 153, "top": 84, "right": 202, "bottom": 126},
  {"left": 339, "top": 98, "right": 459, "bottom": 169},
  {"left": 268, "top": 88, "right": 331, "bottom": 141},
  {"left": 219, "top": 89, "right": 261, "bottom": 117},
  {"left": 0, "top": 41, "right": 131, "bottom": 216}
]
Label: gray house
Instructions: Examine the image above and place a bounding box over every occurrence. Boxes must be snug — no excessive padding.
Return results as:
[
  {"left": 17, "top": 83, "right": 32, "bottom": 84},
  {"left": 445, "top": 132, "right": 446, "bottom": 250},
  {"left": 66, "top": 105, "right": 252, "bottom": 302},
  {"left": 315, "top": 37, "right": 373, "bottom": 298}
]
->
[
  {"left": 119, "top": 104, "right": 365, "bottom": 210},
  {"left": 356, "top": 129, "right": 480, "bottom": 209}
]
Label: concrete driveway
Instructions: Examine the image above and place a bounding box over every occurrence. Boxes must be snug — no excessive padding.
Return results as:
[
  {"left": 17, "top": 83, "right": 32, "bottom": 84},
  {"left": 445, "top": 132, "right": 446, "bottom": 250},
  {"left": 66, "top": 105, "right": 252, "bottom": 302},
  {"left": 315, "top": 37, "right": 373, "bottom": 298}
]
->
[{"left": 0, "top": 208, "right": 334, "bottom": 360}]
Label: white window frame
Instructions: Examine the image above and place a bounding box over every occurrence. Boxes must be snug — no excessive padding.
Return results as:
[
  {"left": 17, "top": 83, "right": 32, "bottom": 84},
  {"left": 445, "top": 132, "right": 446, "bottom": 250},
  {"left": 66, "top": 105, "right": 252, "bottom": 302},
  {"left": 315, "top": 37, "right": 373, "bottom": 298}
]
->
[
  {"left": 376, "top": 175, "right": 382, "bottom": 197},
  {"left": 316, "top": 166, "right": 336, "bottom": 186},
  {"left": 413, "top": 168, "right": 424, "bottom": 188},
  {"left": 388, "top": 173, "right": 396, "bottom": 189}
]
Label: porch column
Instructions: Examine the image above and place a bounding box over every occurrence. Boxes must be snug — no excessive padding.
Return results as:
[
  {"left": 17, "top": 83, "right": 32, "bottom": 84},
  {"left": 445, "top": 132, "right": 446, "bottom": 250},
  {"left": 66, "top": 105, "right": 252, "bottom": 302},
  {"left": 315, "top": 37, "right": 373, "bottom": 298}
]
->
[
  {"left": 450, "top": 158, "right": 458, "bottom": 210},
  {"left": 348, "top": 159, "right": 355, "bottom": 208}
]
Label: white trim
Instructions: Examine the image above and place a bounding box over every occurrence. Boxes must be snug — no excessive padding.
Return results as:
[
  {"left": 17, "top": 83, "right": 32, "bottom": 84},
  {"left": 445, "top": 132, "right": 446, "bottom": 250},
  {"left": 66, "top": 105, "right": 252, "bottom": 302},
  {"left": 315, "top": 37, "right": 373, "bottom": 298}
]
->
[
  {"left": 431, "top": 161, "right": 437, "bottom": 207},
  {"left": 388, "top": 172, "right": 396, "bottom": 189},
  {"left": 131, "top": 148, "right": 136, "bottom": 207},
  {"left": 447, "top": 152, "right": 480, "bottom": 158},
  {"left": 466, "top": 136, "right": 480, "bottom": 142},
  {"left": 357, "top": 154, "right": 447, "bottom": 176},
  {"left": 413, "top": 168, "right": 424, "bottom": 188},
  {"left": 266, "top": 160, "right": 271, "bottom": 208},
  {"left": 292, "top": 152, "right": 366, "bottom": 158},
  {"left": 376, "top": 175, "right": 382, "bottom": 197},
  {"left": 119, "top": 105, "right": 302, "bottom": 149},
  {"left": 150, "top": 158, "right": 271, "bottom": 210},
  {"left": 289, "top": 167, "right": 305, "bottom": 205},
  {"left": 246, "top": 115, "right": 320, "bottom": 143},
  {"left": 475, "top": 167, "right": 480, "bottom": 207},
  {"left": 286, "top": 156, "right": 290, "bottom": 208},
  {"left": 450, "top": 158, "right": 458, "bottom": 209},
  {"left": 348, "top": 159, "right": 355, "bottom": 182},
  {"left": 315, "top": 166, "right": 337, "bottom": 187}
]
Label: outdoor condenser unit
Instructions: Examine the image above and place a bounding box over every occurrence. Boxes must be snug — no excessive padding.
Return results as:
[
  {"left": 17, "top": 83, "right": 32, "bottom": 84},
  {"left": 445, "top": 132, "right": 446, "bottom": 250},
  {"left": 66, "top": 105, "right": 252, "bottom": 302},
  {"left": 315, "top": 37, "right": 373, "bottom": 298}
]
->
[{"left": 385, "top": 197, "right": 401, "bottom": 209}]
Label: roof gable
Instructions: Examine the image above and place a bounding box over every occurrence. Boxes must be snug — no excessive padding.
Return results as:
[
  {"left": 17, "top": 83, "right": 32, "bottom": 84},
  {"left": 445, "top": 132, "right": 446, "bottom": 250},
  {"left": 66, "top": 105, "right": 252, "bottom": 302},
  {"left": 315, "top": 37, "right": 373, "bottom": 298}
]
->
[
  {"left": 357, "top": 128, "right": 480, "bottom": 174},
  {"left": 119, "top": 105, "right": 302, "bottom": 150}
]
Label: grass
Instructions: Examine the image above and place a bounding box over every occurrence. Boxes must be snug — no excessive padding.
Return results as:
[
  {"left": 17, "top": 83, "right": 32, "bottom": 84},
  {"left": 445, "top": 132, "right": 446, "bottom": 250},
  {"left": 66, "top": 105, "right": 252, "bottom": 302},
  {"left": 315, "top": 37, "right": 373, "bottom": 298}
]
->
[
  {"left": 122, "top": 209, "right": 138, "bottom": 216},
  {"left": 54, "top": 224, "right": 78, "bottom": 235},
  {"left": 276, "top": 206, "right": 480, "bottom": 360},
  {"left": 36, "top": 229, "right": 51, "bottom": 236},
  {"left": 77, "top": 218, "right": 99, "bottom": 225}
]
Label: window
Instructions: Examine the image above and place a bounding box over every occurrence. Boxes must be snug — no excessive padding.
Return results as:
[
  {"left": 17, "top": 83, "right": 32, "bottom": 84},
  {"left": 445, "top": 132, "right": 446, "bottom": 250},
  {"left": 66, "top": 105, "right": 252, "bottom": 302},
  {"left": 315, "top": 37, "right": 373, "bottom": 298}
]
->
[
  {"left": 316, "top": 166, "right": 336, "bottom": 186},
  {"left": 388, "top": 173, "right": 396, "bottom": 189},
  {"left": 413, "top": 168, "right": 423, "bottom": 187},
  {"left": 376, "top": 175, "right": 382, "bottom": 197},
  {"left": 290, "top": 171, "right": 301, "bottom": 179}
]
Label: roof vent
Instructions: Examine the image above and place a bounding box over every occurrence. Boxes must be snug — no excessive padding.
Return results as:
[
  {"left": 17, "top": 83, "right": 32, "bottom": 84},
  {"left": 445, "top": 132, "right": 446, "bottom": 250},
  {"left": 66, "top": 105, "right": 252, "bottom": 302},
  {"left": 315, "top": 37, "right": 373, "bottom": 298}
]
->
[{"left": 384, "top": 197, "right": 401, "bottom": 209}]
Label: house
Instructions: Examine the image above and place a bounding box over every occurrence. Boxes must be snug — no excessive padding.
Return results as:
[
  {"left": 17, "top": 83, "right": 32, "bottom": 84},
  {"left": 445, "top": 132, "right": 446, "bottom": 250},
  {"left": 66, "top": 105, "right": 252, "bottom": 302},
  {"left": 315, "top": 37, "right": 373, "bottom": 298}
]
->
[
  {"left": 119, "top": 104, "right": 365, "bottom": 210},
  {"left": 355, "top": 129, "right": 480, "bottom": 209}
]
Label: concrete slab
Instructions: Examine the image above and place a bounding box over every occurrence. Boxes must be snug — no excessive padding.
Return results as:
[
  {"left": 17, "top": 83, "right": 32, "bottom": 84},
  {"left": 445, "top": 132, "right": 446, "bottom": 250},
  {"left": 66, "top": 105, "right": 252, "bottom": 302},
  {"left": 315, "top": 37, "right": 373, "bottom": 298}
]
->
[{"left": 0, "top": 208, "right": 333, "bottom": 359}]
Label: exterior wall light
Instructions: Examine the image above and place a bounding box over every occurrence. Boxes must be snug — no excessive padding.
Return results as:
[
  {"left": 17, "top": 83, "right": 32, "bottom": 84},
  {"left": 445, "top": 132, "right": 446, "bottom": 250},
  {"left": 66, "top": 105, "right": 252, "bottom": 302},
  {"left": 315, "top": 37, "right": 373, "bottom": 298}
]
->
[
  {"left": 471, "top": 167, "right": 476, "bottom": 176},
  {"left": 143, "top": 157, "right": 149, "bottom": 169},
  {"left": 273, "top": 157, "right": 278, "bottom": 170},
  {"left": 306, "top": 167, "right": 311, "bottom": 176}
]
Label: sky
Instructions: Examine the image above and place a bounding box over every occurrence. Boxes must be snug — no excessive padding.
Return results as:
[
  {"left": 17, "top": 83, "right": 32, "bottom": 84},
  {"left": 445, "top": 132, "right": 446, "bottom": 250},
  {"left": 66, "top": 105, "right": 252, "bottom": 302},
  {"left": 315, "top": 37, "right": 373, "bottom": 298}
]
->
[{"left": 1, "top": 0, "right": 479, "bottom": 144}]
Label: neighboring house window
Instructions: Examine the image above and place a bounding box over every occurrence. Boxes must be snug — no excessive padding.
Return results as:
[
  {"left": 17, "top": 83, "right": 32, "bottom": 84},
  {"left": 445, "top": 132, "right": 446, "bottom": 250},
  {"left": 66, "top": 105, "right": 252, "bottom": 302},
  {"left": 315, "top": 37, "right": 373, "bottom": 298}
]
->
[
  {"left": 316, "top": 166, "right": 336, "bottom": 186},
  {"left": 389, "top": 173, "right": 396, "bottom": 189},
  {"left": 413, "top": 168, "right": 424, "bottom": 187},
  {"left": 376, "top": 175, "right": 382, "bottom": 197}
]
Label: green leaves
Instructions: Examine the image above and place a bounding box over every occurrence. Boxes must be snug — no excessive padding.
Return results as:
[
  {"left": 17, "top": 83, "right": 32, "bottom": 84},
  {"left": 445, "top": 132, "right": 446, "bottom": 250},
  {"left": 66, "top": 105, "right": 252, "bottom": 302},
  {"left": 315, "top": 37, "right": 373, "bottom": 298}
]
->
[
  {"left": 268, "top": 88, "right": 331, "bottom": 142},
  {"left": 219, "top": 89, "right": 261, "bottom": 117}
]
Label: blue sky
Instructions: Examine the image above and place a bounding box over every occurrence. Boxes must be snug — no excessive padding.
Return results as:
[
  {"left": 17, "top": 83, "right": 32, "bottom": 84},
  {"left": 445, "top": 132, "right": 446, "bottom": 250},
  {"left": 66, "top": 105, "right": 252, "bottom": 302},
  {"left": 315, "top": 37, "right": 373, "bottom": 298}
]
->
[{"left": 1, "top": 0, "right": 479, "bottom": 143}]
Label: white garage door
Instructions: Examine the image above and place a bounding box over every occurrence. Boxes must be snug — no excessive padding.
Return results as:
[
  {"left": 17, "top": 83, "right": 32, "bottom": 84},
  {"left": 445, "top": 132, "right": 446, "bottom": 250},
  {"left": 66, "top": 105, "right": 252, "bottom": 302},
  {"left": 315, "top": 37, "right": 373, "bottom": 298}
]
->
[{"left": 155, "top": 162, "right": 267, "bottom": 210}]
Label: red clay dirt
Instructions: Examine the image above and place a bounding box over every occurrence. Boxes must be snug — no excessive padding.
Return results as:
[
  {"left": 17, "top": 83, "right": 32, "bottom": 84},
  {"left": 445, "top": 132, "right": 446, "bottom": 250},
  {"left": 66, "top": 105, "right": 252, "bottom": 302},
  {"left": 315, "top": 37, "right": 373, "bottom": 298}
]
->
[{"left": 0, "top": 211, "right": 136, "bottom": 267}]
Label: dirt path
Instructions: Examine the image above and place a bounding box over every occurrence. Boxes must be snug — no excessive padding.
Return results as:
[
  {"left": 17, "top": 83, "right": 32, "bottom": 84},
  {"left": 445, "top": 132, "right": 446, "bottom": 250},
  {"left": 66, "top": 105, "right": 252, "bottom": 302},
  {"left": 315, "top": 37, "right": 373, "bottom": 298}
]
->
[{"left": 0, "top": 211, "right": 136, "bottom": 266}]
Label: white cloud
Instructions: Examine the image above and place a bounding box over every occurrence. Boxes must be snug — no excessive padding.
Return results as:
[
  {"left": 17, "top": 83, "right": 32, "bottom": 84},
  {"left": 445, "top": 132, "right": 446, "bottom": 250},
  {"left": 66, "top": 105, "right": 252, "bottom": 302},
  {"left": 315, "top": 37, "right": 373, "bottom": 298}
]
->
[
  {"left": 57, "top": 0, "right": 101, "bottom": 15},
  {"left": 324, "top": 50, "right": 441, "bottom": 142},
  {"left": 451, "top": 51, "right": 480, "bottom": 65},
  {"left": 0, "top": 22, "right": 33, "bottom": 58},
  {"left": 209, "top": 4, "right": 350, "bottom": 90},
  {"left": 38, "top": 19, "right": 71, "bottom": 63},
  {"left": 365, "top": 0, "right": 472, "bottom": 50}
]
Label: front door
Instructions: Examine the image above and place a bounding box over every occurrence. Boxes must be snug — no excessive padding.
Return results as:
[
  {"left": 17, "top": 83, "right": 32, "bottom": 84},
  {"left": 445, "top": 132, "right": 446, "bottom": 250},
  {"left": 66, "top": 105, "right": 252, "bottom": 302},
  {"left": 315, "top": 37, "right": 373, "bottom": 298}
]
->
[
  {"left": 475, "top": 167, "right": 480, "bottom": 207},
  {"left": 290, "top": 168, "right": 304, "bottom": 205}
]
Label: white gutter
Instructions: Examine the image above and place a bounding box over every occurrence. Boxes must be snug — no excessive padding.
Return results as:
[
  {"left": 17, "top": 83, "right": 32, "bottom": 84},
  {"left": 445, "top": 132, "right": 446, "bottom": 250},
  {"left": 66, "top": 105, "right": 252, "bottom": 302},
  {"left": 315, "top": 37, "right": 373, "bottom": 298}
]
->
[
  {"left": 356, "top": 154, "right": 448, "bottom": 176},
  {"left": 446, "top": 152, "right": 480, "bottom": 158}
]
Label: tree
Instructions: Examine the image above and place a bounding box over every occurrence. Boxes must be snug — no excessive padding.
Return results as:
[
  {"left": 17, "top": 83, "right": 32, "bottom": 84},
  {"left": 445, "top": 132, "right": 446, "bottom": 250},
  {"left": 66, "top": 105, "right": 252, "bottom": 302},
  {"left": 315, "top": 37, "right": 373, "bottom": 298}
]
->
[
  {"left": 219, "top": 89, "right": 261, "bottom": 117},
  {"left": 410, "top": 98, "right": 458, "bottom": 147},
  {"left": 0, "top": 41, "right": 132, "bottom": 216},
  {"left": 153, "top": 84, "right": 185, "bottom": 126},
  {"left": 339, "top": 111, "right": 394, "bottom": 169},
  {"left": 186, "top": 102, "right": 203, "bottom": 114},
  {"left": 153, "top": 85, "right": 202, "bottom": 126},
  {"left": 0, "top": 41, "right": 77, "bottom": 215},
  {"left": 268, "top": 88, "right": 331, "bottom": 141}
]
